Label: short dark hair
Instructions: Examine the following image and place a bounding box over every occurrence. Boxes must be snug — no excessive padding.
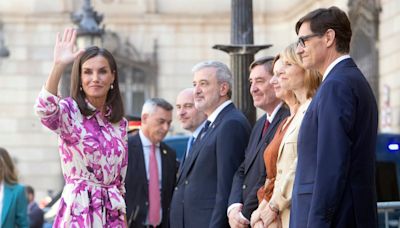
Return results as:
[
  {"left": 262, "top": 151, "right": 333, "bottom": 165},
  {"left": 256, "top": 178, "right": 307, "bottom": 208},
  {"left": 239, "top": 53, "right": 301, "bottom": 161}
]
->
[
  {"left": 249, "top": 56, "right": 275, "bottom": 75},
  {"left": 295, "top": 6, "right": 352, "bottom": 53},
  {"left": 25, "top": 185, "right": 34, "bottom": 195},
  {"left": 70, "top": 46, "right": 124, "bottom": 123}
]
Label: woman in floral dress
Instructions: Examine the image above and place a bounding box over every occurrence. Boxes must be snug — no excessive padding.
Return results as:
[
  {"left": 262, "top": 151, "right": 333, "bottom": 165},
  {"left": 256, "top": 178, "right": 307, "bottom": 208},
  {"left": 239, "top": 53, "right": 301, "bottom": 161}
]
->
[{"left": 34, "top": 28, "right": 128, "bottom": 227}]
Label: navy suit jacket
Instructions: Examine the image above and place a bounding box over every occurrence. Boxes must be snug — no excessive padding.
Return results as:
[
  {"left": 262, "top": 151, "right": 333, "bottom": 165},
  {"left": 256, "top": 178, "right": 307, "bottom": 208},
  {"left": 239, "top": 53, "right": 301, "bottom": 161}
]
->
[
  {"left": 125, "top": 133, "right": 177, "bottom": 228},
  {"left": 290, "top": 58, "right": 378, "bottom": 227},
  {"left": 170, "top": 103, "right": 251, "bottom": 228},
  {"left": 1, "top": 183, "right": 28, "bottom": 228},
  {"left": 28, "top": 202, "right": 44, "bottom": 228},
  {"left": 228, "top": 106, "right": 289, "bottom": 219}
]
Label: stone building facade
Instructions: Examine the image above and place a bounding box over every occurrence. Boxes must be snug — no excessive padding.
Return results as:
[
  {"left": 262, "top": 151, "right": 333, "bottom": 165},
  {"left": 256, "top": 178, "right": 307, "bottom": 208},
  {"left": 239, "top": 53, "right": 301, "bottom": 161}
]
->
[{"left": 0, "top": 0, "right": 397, "bottom": 200}]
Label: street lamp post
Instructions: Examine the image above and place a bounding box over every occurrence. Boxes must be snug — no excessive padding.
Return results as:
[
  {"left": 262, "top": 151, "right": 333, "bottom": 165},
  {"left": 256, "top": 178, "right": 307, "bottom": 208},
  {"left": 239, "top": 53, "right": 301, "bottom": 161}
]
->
[
  {"left": 213, "top": 0, "right": 271, "bottom": 125},
  {"left": 71, "top": 0, "right": 104, "bottom": 48}
]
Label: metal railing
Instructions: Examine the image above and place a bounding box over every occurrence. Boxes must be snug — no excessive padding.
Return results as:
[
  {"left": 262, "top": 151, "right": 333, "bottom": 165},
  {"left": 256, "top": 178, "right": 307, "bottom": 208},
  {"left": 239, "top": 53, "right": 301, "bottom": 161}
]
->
[{"left": 378, "top": 201, "right": 400, "bottom": 228}]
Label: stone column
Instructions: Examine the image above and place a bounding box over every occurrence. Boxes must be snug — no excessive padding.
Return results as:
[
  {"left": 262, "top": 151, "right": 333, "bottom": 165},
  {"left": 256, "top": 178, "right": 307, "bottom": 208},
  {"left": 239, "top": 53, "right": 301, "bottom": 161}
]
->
[{"left": 213, "top": 0, "right": 271, "bottom": 125}]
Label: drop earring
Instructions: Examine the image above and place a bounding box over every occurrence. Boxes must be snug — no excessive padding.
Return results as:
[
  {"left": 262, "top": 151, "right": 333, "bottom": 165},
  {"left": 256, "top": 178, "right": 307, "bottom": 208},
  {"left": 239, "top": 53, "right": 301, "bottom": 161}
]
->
[
  {"left": 80, "top": 86, "right": 83, "bottom": 91},
  {"left": 111, "top": 84, "right": 114, "bottom": 90}
]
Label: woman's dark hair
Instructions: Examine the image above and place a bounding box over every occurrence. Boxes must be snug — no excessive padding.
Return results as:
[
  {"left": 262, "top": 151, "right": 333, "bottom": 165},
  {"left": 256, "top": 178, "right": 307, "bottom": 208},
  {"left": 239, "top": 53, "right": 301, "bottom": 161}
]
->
[
  {"left": 295, "top": 6, "right": 352, "bottom": 53},
  {"left": 70, "top": 46, "right": 124, "bottom": 123}
]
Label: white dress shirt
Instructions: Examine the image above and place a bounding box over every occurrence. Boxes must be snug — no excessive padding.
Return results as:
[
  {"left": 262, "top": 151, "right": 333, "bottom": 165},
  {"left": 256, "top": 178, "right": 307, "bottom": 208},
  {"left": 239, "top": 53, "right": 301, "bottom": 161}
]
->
[
  {"left": 207, "top": 100, "right": 233, "bottom": 125},
  {"left": 186, "top": 121, "right": 206, "bottom": 157},
  {"left": 322, "top": 54, "right": 351, "bottom": 81}
]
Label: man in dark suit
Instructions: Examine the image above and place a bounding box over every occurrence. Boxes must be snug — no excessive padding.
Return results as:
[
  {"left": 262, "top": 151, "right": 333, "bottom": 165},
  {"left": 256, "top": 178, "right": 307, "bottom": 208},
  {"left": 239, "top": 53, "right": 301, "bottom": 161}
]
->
[
  {"left": 170, "top": 61, "right": 252, "bottom": 228},
  {"left": 125, "top": 98, "right": 177, "bottom": 228},
  {"left": 290, "top": 6, "right": 378, "bottom": 227},
  {"left": 227, "top": 56, "right": 289, "bottom": 228},
  {"left": 175, "top": 88, "right": 207, "bottom": 163}
]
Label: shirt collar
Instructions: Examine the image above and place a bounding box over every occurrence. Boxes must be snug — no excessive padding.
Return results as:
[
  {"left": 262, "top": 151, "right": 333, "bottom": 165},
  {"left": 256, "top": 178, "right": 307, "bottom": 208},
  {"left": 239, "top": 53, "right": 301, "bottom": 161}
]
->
[
  {"left": 139, "top": 129, "right": 160, "bottom": 147},
  {"left": 322, "top": 55, "right": 351, "bottom": 81},
  {"left": 85, "top": 99, "right": 112, "bottom": 118},
  {"left": 266, "top": 102, "right": 283, "bottom": 123},
  {"left": 207, "top": 100, "right": 233, "bottom": 125}
]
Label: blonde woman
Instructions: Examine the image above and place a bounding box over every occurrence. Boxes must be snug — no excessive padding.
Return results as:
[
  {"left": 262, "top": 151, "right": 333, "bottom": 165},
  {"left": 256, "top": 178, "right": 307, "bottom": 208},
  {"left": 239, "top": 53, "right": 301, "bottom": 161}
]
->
[{"left": 251, "top": 43, "right": 321, "bottom": 228}]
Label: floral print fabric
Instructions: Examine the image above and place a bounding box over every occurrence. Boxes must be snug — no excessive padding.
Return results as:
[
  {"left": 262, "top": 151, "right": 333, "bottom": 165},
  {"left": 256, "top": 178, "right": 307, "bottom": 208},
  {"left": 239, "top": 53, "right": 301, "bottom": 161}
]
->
[{"left": 34, "top": 88, "right": 128, "bottom": 228}]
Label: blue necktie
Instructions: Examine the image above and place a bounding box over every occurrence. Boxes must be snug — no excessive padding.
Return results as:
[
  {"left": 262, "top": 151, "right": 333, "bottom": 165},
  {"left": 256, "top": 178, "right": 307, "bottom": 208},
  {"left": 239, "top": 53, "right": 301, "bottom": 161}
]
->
[
  {"left": 186, "top": 136, "right": 195, "bottom": 158},
  {"left": 199, "top": 120, "right": 211, "bottom": 140}
]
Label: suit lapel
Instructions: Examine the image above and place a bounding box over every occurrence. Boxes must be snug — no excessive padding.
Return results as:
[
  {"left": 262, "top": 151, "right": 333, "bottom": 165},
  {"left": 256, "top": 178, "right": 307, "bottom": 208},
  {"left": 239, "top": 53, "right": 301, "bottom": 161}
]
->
[
  {"left": 324, "top": 58, "right": 354, "bottom": 81},
  {"left": 2, "top": 183, "right": 14, "bottom": 226},
  {"left": 243, "top": 116, "right": 265, "bottom": 173},
  {"left": 178, "top": 103, "right": 234, "bottom": 182},
  {"left": 244, "top": 107, "right": 289, "bottom": 173},
  {"left": 177, "top": 126, "right": 211, "bottom": 183},
  {"left": 264, "top": 107, "right": 287, "bottom": 143},
  {"left": 160, "top": 143, "right": 169, "bottom": 201},
  {"left": 277, "top": 117, "right": 295, "bottom": 160},
  {"left": 132, "top": 135, "right": 149, "bottom": 195},
  {"left": 277, "top": 100, "right": 311, "bottom": 160}
]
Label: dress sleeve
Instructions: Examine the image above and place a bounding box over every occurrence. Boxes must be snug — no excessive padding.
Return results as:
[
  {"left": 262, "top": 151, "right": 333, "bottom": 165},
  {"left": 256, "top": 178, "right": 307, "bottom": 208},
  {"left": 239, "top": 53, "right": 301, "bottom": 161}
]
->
[
  {"left": 118, "top": 118, "right": 128, "bottom": 197},
  {"left": 34, "top": 87, "right": 78, "bottom": 137}
]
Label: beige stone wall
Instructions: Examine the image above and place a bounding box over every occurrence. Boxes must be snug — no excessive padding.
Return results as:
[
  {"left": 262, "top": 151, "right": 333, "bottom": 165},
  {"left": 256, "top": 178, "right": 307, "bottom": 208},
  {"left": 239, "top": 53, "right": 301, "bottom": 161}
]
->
[
  {"left": 380, "top": 0, "right": 400, "bottom": 133},
  {"left": 0, "top": 15, "right": 70, "bottom": 199}
]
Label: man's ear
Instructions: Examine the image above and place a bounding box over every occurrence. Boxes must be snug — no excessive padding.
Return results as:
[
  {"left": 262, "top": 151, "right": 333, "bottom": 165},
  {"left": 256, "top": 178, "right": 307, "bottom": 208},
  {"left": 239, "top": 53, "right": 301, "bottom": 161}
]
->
[
  {"left": 325, "top": 28, "right": 336, "bottom": 48},
  {"left": 141, "top": 113, "right": 148, "bottom": 124},
  {"left": 219, "top": 82, "right": 230, "bottom": 97}
]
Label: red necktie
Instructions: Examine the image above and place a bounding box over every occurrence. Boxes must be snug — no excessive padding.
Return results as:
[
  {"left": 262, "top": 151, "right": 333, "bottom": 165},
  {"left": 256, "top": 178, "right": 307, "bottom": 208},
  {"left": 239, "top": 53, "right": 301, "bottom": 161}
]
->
[
  {"left": 148, "top": 144, "right": 160, "bottom": 226},
  {"left": 262, "top": 120, "right": 270, "bottom": 138}
]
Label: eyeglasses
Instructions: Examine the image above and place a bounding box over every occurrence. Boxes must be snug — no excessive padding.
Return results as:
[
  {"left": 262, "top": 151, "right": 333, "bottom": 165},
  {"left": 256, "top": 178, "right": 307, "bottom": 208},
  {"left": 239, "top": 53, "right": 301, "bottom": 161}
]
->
[{"left": 297, "top": 33, "right": 321, "bottom": 48}]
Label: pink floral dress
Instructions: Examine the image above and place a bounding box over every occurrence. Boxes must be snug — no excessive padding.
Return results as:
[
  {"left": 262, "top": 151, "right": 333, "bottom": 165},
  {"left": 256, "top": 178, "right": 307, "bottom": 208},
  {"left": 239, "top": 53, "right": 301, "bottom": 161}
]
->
[{"left": 34, "top": 88, "right": 128, "bottom": 228}]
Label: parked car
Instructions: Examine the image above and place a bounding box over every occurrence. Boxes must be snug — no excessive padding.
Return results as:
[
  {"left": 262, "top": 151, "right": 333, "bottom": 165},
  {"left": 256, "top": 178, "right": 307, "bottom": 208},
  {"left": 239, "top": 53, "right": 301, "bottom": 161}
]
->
[
  {"left": 375, "top": 133, "right": 400, "bottom": 228},
  {"left": 376, "top": 133, "right": 400, "bottom": 201},
  {"left": 163, "top": 135, "right": 189, "bottom": 162}
]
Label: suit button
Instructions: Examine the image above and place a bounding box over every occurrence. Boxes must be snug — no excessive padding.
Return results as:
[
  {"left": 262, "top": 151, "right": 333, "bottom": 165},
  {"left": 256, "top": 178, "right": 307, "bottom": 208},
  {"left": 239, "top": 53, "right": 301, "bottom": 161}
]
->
[
  {"left": 175, "top": 187, "right": 179, "bottom": 191},
  {"left": 145, "top": 201, "right": 149, "bottom": 206},
  {"left": 185, "top": 180, "right": 189, "bottom": 185},
  {"left": 242, "top": 184, "right": 247, "bottom": 190}
]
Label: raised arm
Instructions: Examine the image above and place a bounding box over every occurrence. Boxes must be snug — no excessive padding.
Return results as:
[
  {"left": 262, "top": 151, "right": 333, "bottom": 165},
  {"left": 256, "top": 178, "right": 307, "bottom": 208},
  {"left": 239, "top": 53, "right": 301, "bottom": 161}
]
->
[{"left": 45, "top": 28, "right": 84, "bottom": 95}]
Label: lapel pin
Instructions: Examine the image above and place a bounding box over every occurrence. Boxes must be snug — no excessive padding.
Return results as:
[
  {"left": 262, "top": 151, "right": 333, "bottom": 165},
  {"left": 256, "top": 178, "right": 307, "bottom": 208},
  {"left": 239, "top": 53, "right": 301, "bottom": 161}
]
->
[{"left": 163, "top": 149, "right": 167, "bottom": 154}]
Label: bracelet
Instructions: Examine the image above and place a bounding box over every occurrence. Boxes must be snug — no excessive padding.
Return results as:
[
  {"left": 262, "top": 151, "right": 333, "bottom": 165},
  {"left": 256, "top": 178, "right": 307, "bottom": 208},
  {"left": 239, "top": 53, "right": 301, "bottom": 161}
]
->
[{"left": 269, "top": 202, "right": 279, "bottom": 214}]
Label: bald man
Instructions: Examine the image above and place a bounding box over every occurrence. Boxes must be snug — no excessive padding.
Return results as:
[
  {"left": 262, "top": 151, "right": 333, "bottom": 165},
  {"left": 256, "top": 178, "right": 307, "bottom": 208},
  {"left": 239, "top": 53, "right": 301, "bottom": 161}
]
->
[{"left": 175, "top": 88, "right": 207, "bottom": 167}]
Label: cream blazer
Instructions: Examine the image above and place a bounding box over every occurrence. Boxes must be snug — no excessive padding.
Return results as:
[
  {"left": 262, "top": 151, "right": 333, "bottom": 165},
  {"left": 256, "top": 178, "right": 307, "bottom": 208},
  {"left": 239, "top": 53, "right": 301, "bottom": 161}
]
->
[{"left": 269, "top": 99, "right": 311, "bottom": 228}]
